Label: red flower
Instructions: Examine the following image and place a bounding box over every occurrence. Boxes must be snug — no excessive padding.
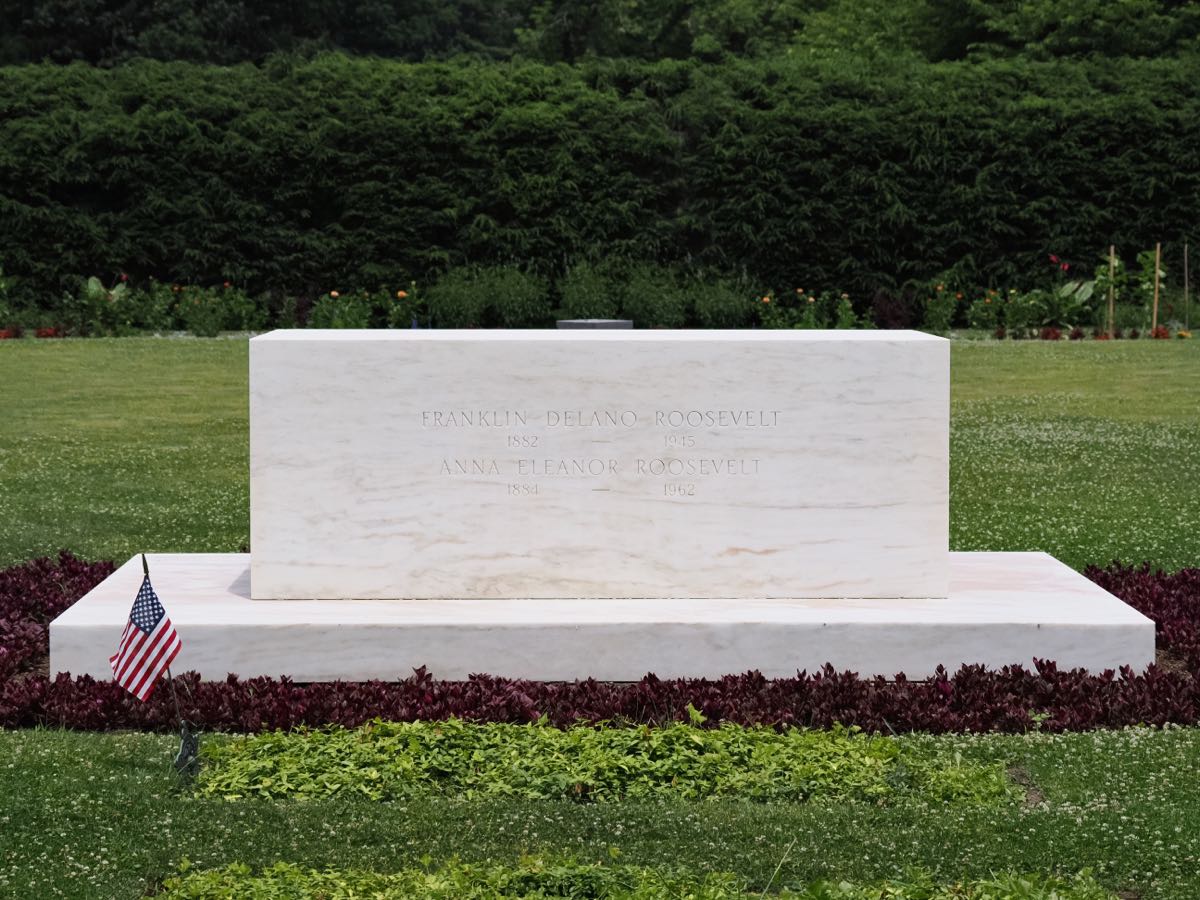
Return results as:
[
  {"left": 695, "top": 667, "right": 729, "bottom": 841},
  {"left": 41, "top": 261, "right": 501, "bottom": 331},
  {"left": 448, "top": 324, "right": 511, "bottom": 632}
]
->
[
  {"left": 1061, "top": 263, "right": 1070, "bottom": 272},
  {"left": 1049, "top": 254, "right": 1059, "bottom": 264},
  {"left": 223, "top": 281, "right": 231, "bottom": 289},
  {"left": 119, "top": 273, "right": 129, "bottom": 282}
]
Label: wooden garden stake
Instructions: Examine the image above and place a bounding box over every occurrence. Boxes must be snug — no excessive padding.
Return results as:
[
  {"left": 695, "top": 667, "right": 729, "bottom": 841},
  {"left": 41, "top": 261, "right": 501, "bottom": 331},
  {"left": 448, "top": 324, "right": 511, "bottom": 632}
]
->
[
  {"left": 1185, "top": 241, "right": 1190, "bottom": 330},
  {"left": 1151, "top": 241, "right": 1161, "bottom": 332},
  {"left": 1107, "top": 245, "right": 1116, "bottom": 339}
]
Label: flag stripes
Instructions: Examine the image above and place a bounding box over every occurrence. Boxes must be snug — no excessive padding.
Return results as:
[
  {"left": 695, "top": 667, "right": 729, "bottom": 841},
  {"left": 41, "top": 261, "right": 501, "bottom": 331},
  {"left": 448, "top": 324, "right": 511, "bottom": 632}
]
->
[{"left": 109, "top": 574, "right": 181, "bottom": 701}]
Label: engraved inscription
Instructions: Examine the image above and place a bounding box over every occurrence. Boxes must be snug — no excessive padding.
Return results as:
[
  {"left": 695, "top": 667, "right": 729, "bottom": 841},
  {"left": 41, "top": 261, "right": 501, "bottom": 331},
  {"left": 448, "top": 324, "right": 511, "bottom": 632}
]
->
[
  {"left": 635, "top": 458, "right": 761, "bottom": 476},
  {"left": 422, "top": 408, "right": 780, "bottom": 497},
  {"left": 655, "top": 410, "right": 780, "bottom": 427},
  {"left": 440, "top": 459, "right": 501, "bottom": 476}
]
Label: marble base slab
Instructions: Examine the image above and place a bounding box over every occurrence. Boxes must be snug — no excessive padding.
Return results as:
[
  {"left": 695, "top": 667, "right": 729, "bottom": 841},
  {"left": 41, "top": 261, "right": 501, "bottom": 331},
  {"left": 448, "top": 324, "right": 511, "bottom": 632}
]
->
[{"left": 49, "top": 552, "right": 1154, "bottom": 681}]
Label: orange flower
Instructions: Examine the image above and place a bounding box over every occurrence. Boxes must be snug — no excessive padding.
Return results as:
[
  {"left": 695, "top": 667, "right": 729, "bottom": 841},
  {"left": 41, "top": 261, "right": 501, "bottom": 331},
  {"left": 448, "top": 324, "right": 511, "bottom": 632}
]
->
[
  {"left": 955, "top": 292, "right": 963, "bottom": 300},
  {"left": 936, "top": 284, "right": 944, "bottom": 293},
  {"left": 330, "top": 290, "right": 339, "bottom": 298},
  {"left": 761, "top": 296, "right": 771, "bottom": 304},
  {"left": 795, "top": 288, "right": 804, "bottom": 295},
  {"left": 984, "top": 298, "right": 991, "bottom": 305},
  {"left": 397, "top": 290, "right": 408, "bottom": 299}
]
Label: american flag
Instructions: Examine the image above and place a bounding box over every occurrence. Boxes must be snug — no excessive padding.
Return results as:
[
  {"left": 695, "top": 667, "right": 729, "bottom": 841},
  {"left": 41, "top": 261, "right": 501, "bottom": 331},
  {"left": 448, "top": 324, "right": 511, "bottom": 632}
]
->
[{"left": 109, "top": 575, "right": 181, "bottom": 701}]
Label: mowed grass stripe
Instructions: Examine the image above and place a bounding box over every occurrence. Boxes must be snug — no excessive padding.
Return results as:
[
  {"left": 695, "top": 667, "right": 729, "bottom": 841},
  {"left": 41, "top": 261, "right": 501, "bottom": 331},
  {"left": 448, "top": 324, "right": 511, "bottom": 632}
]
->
[{"left": 193, "top": 719, "right": 1015, "bottom": 804}]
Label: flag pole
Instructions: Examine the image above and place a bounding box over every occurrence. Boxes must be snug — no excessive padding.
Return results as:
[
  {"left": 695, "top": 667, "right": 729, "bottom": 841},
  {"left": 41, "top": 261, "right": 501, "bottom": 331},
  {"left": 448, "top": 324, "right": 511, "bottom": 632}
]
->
[
  {"left": 165, "top": 664, "right": 184, "bottom": 729},
  {"left": 142, "top": 553, "right": 197, "bottom": 776}
]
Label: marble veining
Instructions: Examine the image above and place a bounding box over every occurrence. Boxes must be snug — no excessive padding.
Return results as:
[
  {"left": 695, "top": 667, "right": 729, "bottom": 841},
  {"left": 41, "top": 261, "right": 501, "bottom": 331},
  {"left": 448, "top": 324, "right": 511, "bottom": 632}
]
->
[{"left": 249, "top": 330, "right": 949, "bottom": 600}]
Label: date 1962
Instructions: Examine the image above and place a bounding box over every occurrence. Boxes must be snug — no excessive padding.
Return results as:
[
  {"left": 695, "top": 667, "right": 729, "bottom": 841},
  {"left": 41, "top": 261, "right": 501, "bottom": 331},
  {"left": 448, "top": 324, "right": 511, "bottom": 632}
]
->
[{"left": 663, "top": 483, "right": 696, "bottom": 496}]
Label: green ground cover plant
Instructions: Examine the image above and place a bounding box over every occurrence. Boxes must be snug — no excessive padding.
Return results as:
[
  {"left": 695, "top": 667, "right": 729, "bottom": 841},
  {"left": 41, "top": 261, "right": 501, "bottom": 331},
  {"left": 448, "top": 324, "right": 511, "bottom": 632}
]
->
[
  {"left": 194, "top": 719, "right": 1014, "bottom": 804},
  {"left": 157, "top": 859, "right": 1116, "bottom": 900},
  {"left": 158, "top": 859, "right": 757, "bottom": 900},
  {"left": 1, "top": 338, "right": 1195, "bottom": 571},
  {"left": 0, "top": 726, "right": 1194, "bottom": 898}
]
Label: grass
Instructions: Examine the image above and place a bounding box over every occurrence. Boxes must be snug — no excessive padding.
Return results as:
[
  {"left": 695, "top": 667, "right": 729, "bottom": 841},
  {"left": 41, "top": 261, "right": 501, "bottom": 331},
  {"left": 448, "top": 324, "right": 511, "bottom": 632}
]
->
[
  {"left": 1, "top": 336, "right": 1197, "bottom": 570},
  {"left": 0, "top": 338, "right": 248, "bottom": 568},
  {"left": 950, "top": 340, "right": 1200, "bottom": 570},
  {"left": 2, "top": 726, "right": 1198, "bottom": 898}
]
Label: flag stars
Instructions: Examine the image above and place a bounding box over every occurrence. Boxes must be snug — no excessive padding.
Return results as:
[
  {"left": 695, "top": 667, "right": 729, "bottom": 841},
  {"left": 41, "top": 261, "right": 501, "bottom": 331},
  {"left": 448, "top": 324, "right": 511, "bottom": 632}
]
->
[{"left": 131, "top": 581, "right": 165, "bottom": 633}]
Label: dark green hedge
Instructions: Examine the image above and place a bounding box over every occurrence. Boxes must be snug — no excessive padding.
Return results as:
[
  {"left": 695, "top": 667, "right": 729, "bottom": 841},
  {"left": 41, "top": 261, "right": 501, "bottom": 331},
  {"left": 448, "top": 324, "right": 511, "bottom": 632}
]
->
[
  {"left": 0, "top": 0, "right": 538, "bottom": 66},
  {"left": 1, "top": 53, "right": 1198, "bottom": 306},
  {"left": 5, "top": 1, "right": 1198, "bottom": 67}
]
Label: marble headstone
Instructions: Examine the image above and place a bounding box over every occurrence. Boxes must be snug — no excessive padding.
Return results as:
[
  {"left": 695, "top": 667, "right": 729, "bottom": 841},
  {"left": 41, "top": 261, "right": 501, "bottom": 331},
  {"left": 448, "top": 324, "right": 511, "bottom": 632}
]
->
[{"left": 249, "top": 330, "right": 948, "bottom": 600}]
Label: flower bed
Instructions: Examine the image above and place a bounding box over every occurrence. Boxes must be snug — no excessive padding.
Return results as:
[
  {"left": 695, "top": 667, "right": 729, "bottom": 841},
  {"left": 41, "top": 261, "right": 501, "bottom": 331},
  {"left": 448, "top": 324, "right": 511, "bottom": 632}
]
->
[{"left": 1, "top": 553, "right": 1197, "bottom": 733}]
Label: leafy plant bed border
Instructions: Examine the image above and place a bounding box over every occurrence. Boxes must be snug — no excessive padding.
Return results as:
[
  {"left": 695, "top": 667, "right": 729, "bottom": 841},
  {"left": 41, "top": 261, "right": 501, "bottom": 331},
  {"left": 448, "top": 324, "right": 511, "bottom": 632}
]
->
[
  {"left": 193, "top": 719, "right": 1015, "bottom": 804},
  {"left": 2, "top": 553, "right": 1197, "bottom": 733},
  {"left": 155, "top": 860, "right": 1117, "bottom": 899}
]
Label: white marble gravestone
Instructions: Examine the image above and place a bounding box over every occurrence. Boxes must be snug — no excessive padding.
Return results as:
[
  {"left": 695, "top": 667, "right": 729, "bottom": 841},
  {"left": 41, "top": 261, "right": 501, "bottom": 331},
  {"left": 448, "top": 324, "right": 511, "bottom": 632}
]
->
[
  {"left": 48, "top": 328, "right": 1155, "bottom": 681},
  {"left": 249, "top": 330, "right": 949, "bottom": 600}
]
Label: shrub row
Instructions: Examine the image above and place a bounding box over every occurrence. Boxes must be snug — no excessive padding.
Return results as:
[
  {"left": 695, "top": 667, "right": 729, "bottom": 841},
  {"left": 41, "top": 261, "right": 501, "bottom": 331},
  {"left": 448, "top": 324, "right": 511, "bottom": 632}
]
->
[
  {"left": 3, "top": 260, "right": 1186, "bottom": 337},
  {"left": 2, "top": 282, "right": 1192, "bottom": 337},
  {"left": 195, "top": 718, "right": 1013, "bottom": 803},
  {"left": 2, "top": 54, "right": 1198, "bottom": 309},
  {"left": 1, "top": 265, "right": 875, "bottom": 334},
  {"left": 2, "top": 554, "right": 1198, "bottom": 734},
  {"left": 159, "top": 861, "right": 1116, "bottom": 900}
]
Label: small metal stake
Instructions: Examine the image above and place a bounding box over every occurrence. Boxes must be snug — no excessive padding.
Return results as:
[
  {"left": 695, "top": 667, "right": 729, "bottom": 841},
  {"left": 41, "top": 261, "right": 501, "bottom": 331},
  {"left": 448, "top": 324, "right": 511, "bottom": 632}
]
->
[{"left": 142, "top": 554, "right": 200, "bottom": 779}]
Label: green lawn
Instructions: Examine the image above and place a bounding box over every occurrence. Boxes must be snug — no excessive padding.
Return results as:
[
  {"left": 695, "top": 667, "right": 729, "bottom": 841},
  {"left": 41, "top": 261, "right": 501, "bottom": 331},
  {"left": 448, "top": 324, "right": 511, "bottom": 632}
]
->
[
  {"left": 2, "top": 726, "right": 1197, "bottom": 898},
  {"left": 0, "top": 338, "right": 249, "bottom": 568},
  {"left": 1, "top": 336, "right": 1197, "bottom": 570},
  {"left": 2, "top": 337, "right": 1199, "bottom": 898},
  {"left": 950, "top": 340, "right": 1200, "bottom": 570}
]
